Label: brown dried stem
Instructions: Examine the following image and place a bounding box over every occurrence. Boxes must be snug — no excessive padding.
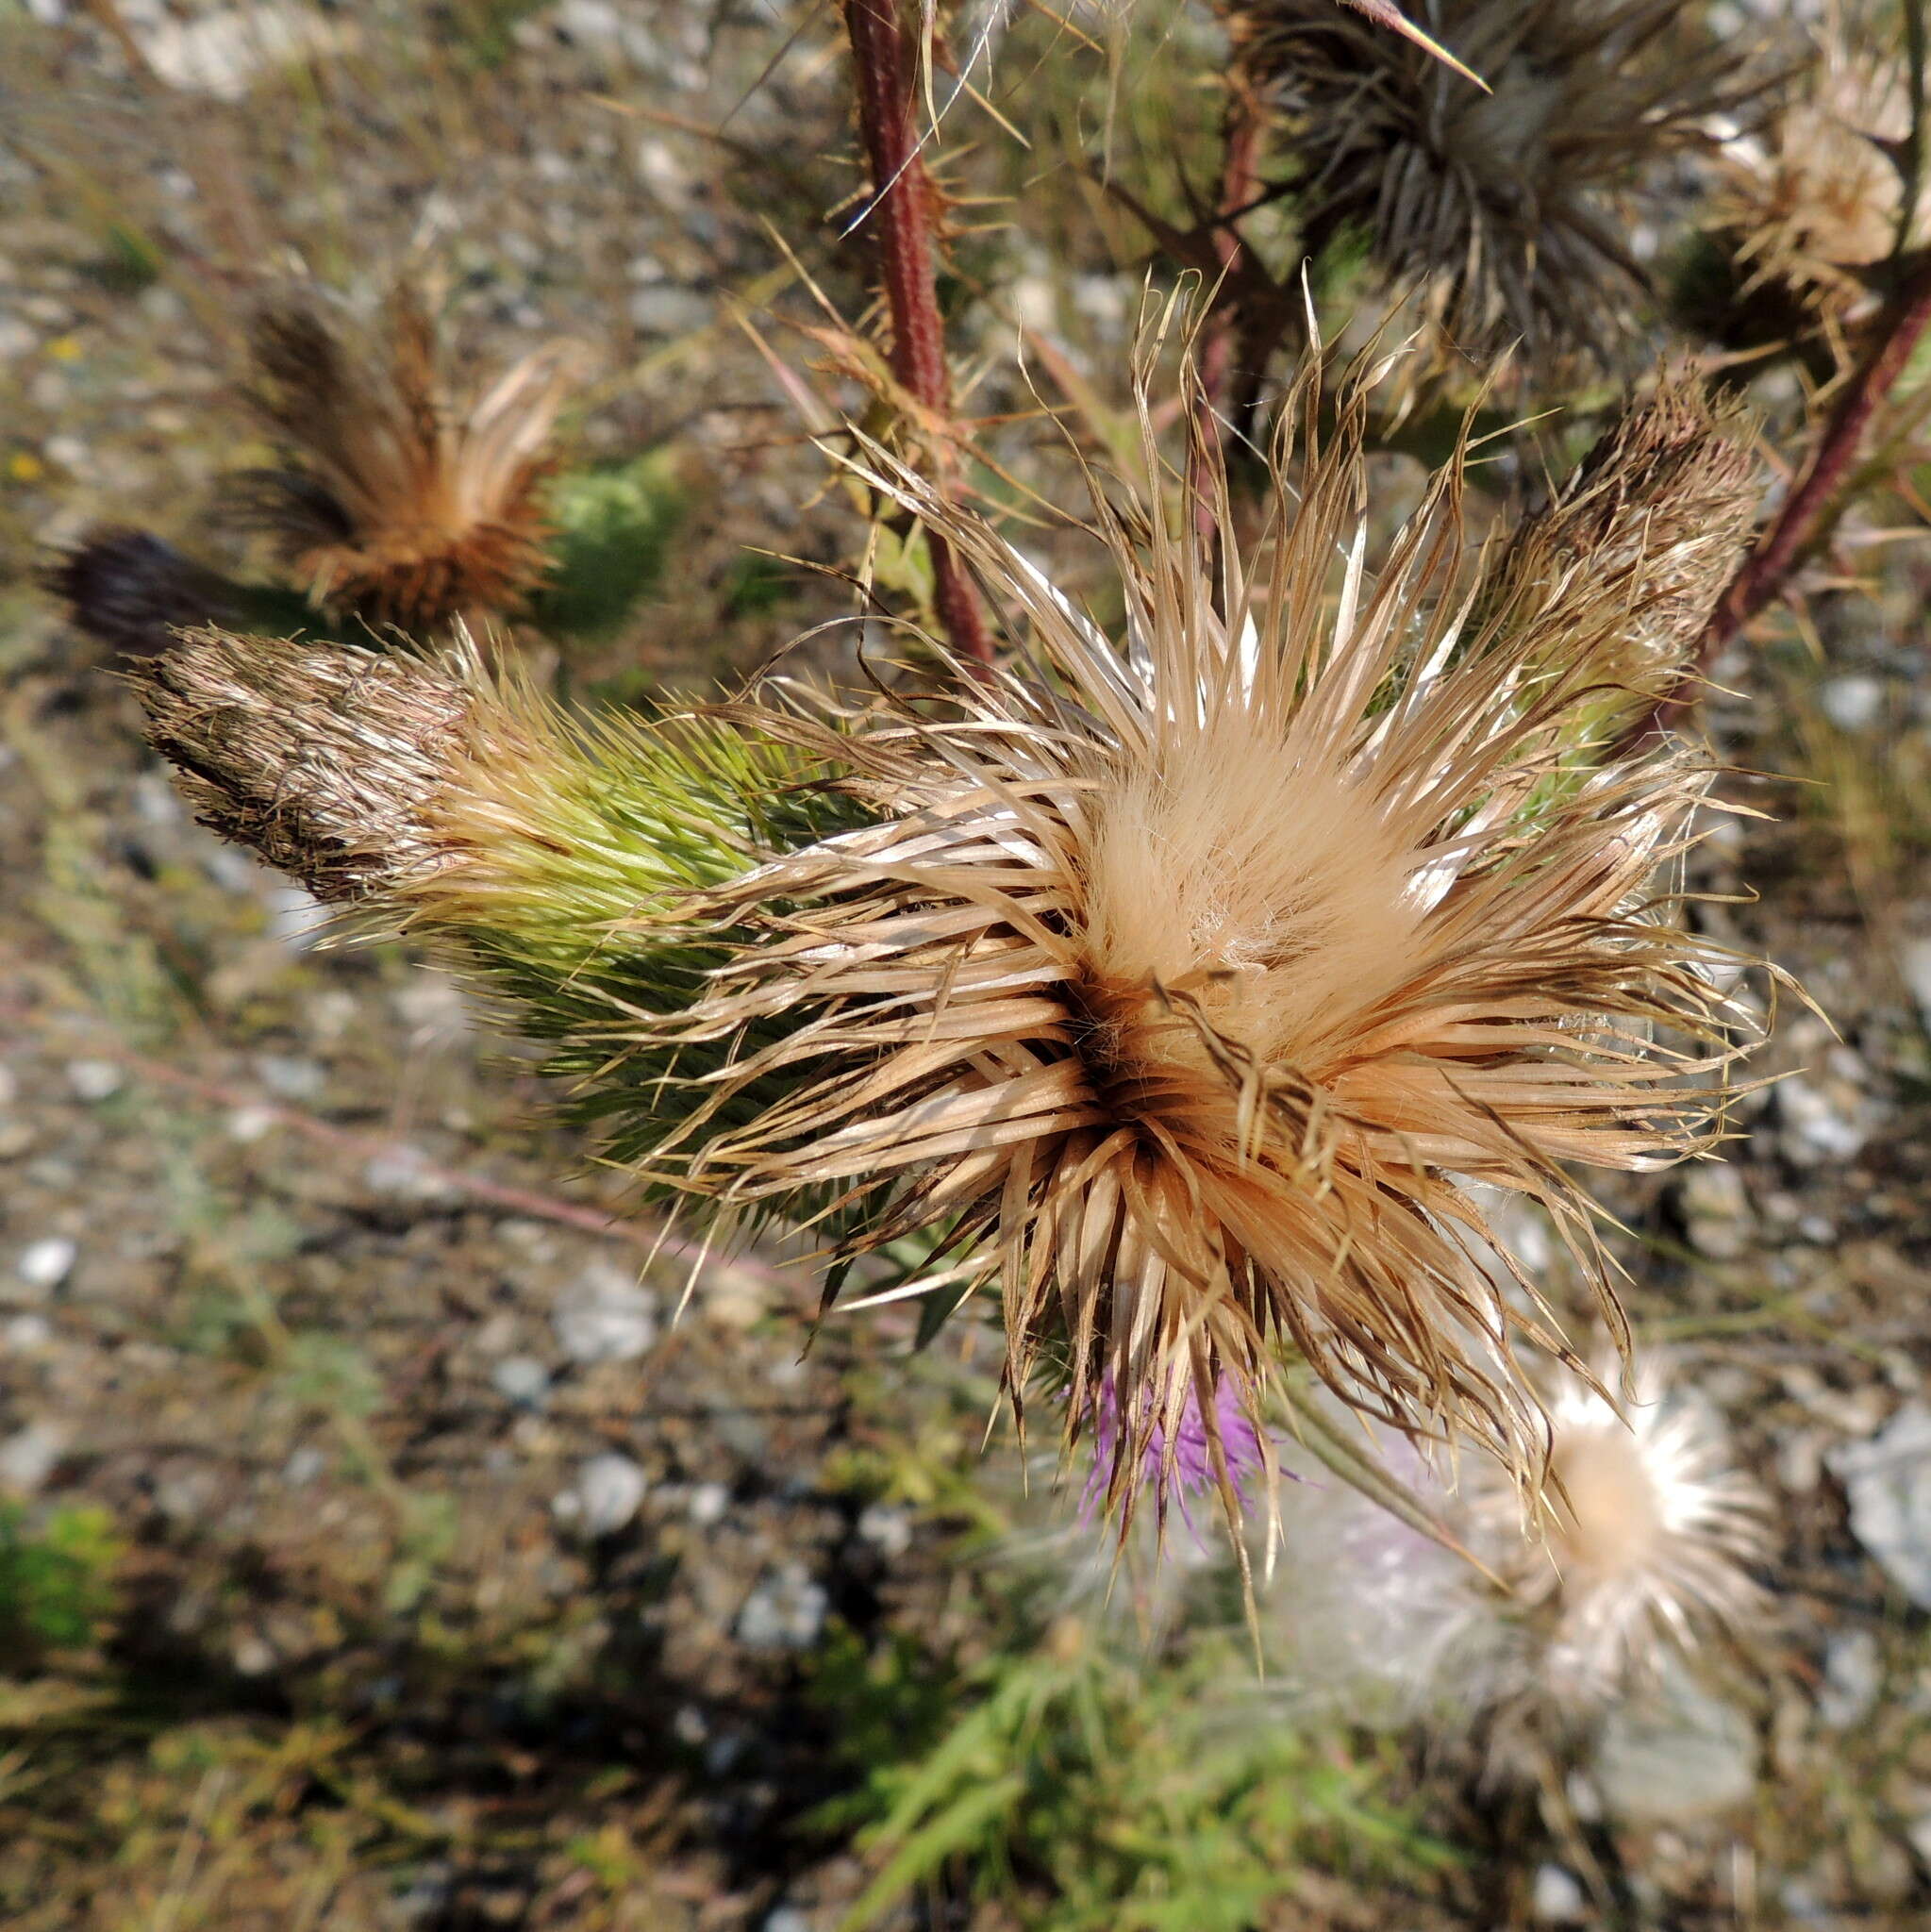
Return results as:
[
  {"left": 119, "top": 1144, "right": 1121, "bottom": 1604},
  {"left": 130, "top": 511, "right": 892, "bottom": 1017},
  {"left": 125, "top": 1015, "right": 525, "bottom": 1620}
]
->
[
  {"left": 840, "top": 0, "right": 993, "bottom": 674},
  {"left": 1636, "top": 249, "right": 1931, "bottom": 743}
]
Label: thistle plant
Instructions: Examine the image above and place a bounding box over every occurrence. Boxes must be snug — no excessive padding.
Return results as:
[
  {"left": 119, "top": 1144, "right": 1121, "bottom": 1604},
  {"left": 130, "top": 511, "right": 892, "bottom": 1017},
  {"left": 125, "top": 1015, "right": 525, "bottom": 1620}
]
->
[
  {"left": 1234, "top": 0, "right": 1753, "bottom": 391},
  {"left": 129, "top": 328, "right": 1772, "bottom": 1545}
]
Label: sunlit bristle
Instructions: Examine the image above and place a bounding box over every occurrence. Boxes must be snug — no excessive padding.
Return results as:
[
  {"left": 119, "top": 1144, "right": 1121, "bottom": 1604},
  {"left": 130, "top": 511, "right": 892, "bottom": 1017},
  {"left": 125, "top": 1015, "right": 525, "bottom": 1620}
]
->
[{"left": 229, "top": 284, "right": 587, "bottom": 635}]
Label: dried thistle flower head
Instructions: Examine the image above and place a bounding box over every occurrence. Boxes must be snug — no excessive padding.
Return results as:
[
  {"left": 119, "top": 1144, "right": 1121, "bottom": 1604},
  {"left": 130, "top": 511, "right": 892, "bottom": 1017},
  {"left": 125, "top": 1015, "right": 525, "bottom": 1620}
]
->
[
  {"left": 134, "top": 629, "right": 478, "bottom": 902},
  {"left": 231, "top": 284, "right": 587, "bottom": 635},
  {"left": 1706, "top": 21, "right": 1917, "bottom": 334},
  {"left": 626, "top": 339, "right": 1768, "bottom": 1524},
  {"left": 1237, "top": 0, "right": 1748, "bottom": 387},
  {"left": 1503, "top": 1353, "right": 1772, "bottom": 1703}
]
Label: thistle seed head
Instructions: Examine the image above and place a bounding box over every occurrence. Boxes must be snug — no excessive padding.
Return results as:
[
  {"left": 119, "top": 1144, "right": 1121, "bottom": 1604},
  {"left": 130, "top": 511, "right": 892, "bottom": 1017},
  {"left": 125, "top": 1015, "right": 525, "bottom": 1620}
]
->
[
  {"left": 1512, "top": 1354, "right": 1772, "bottom": 1703},
  {"left": 621, "top": 338, "right": 1772, "bottom": 1525},
  {"left": 230, "top": 283, "right": 587, "bottom": 635},
  {"left": 1708, "top": 22, "right": 1917, "bottom": 331},
  {"left": 1236, "top": 0, "right": 1752, "bottom": 388}
]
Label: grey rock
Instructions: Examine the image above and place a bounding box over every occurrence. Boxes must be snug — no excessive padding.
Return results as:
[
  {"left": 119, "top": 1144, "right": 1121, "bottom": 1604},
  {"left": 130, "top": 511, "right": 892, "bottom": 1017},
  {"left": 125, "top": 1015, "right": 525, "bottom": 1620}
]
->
[
  {"left": 1828, "top": 1403, "right": 1931, "bottom": 1607},
  {"left": 1817, "top": 1628, "right": 1883, "bottom": 1728},
  {"left": 1593, "top": 1659, "right": 1756, "bottom": 1822},
  {"left": 491, "top": 1356, "right": 551, "bottom": 1407},
  {"left": 15, "top": 1237, "right": 76, "bottom": 1292},
  {"left": 737, "top": 1563, "right": 829, "bottom": 1652},
  {"left": 0, "top": 1421, "right": 68, "bottom": 1494},
  {"left": 688, "top": 1481, "right": 730, "bottom": 1526},
  {"left": 568, "top": 1452, "right": 649, "bottom": 1536},
  {"left": 552, "top": 1261, "right": 658, "bottom": 1364}
]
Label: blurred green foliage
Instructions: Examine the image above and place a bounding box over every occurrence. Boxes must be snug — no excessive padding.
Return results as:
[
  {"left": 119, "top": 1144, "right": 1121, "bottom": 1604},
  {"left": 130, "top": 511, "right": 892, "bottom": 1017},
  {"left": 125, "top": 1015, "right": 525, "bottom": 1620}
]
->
[
  {"left": 810, "top": 1620, "right": 1448, "bottom": 1931},
  {"left": 0, "top": 1502, "right": 121, "bottom": 1654},
  {"left": 532, "top": 449, "right": 689, "bottom": 641}
]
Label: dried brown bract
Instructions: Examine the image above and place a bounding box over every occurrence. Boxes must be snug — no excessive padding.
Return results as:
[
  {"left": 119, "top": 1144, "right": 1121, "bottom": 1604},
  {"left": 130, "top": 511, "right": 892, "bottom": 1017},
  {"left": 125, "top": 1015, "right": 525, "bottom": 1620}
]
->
[
  {"left": 1236, "top": 0, "right": 1750, "bottom": 389},
  {"left": 1485, "top": 370, "right": 1760, "bottom": 710},
  {"left": 629, "top": 341, "right": 1769, "bottom": 1519},
  {"left": 232, "top": 285, "right": 586, "bottom": 635},
  {"left": 132, "top": 628, "right": 475, "bottom": 903}
]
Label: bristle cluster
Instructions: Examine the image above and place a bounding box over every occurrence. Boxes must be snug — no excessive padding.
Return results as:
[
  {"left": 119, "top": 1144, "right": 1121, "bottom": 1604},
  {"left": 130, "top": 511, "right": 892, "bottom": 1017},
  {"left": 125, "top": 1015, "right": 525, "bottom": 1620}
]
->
[
  {"left": 1236, "top": 0, "right": 1748, "bottom": 385},
  {"left": 617, "top": 349, "right": 1767, "bottom": 1515},
  {"left": 1483, "top": 371, "right": 1759, "bottom": 714},
  {"left": 133, "top": 630, "right": 476, "bottom": 902},
  {"left": 233, "top": 286, "right": 585, "bottom": 634}
]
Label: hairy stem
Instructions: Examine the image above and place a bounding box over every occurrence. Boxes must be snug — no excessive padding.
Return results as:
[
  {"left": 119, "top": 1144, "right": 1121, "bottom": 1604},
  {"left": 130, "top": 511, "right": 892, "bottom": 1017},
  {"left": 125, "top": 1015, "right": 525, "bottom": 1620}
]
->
[{"left": 841, "top": 0, "right": 994, "bottom": 673}]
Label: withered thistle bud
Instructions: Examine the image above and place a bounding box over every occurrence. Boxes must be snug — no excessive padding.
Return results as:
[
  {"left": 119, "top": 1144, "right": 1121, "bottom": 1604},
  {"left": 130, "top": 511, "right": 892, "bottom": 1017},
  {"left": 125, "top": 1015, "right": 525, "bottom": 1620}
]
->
[
  {"left": 129, "top": 627, "right": 869, "bottom": 1178},
  {"left": 1235, "top": 0, "right": 1752, "bottom": 390},
  {"left": 230, "top": 284, "right": 587, "bottom": 636},
  {"left": 43, "top": 528, "right": 246, "bottom": 660},
  {"left": 1483, "top": 371, "right": 1760, "bottom": 721},
  {"left": 132, "top": 630, "right": 474, "bottom": 903}
]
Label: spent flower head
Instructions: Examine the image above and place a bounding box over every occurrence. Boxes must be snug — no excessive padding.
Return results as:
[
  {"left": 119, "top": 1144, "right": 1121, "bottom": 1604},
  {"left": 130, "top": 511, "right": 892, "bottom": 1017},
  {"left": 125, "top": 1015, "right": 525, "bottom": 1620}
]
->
[
  {"left": 618, "top": 327, "right": 1769, "bottom": 1528},
  {"left": 1487, "top": 1350, "right": 1773, "bottom": 1705},
  {"left": 230, "top": 283, "right": 587, "bottom": 635},
  {"left": 1237, "top": 0, "right": 1751, "bottom": 390}
]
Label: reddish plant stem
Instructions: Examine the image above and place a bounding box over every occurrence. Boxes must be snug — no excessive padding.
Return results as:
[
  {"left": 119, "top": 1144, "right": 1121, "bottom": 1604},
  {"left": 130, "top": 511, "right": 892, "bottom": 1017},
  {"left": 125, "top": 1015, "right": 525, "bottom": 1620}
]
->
[
  {"left": 1640, "top": 252, "right": 1931, "bottom": 742},
  {"left": 841, "top": 0, "right": 994, "bottom": 673}
]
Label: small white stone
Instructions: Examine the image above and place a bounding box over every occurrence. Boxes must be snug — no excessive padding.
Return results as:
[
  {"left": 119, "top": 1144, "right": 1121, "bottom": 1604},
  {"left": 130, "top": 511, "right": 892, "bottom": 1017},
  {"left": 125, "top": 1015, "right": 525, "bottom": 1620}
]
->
[
  {"left": 253, "top": 1054, "right": 325, "bottom": 1101},
  {"left": 571, "top": 1452, "right": 649, "bottom": 1536},
  {"left": 762, "top": 1910, "right": 813, "bottom": 1932},
  {"left": 16, "top": 1237, "right": 76, "bottom": 1291},
  {"left": 232, "top": 1633, "right": 275, "bottom": 1676},
  {"left": 688, "top": 1482, "right": 730, "bottom": 1526},
  {"left": 553, "top": 1262, "right": 658, "bottom": 1364},
  {"left": 1819, "top": 674, "right": 1885, "bottom": 732},
  {"left": 65, "top": 1058, "right": 123, "bottom": 1103},
  {"left": 226, "top": 1105, "right": 279, "bottom": 1143},
  {"left": 362, "top": 1144, "right": 457, "bottom": 1203},
  {"left": 856, "top": 1503, "right": 912, "bottom": 1557},
  {"left": 1817, "top": 1627, "right": 1883, "bottom": 1728},
  {"left": 1531, "top": 1865, "right": 1589, "bottom": 1923},
  {"left": 137, "top": 5, "right": 357, "bottom": 101},
  {"left": 282, "top": 1445, "right": 327, "bottom": 1486},
  {"left": 1777, "top": 1074, "right": 1869, "bottom": 1165},
  {"left": 736, "top": 1563, "right": 829, "bottom": 1652},
  {"left": 491, "top": 1356, "right": 551, "bottom": 1407},
  {"left": 0, "top": 1421, "right": 68, "bottom": 1493},
  {"left": 6, "top": 1314, "right": 54, "bottom": 1351}
]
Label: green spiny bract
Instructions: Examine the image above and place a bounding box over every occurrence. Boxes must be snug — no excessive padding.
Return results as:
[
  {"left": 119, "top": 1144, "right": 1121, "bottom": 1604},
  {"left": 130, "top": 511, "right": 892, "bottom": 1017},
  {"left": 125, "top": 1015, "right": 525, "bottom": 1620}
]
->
[{"left": 129, "top": 629, "right": 870, "bottom": 1193}]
